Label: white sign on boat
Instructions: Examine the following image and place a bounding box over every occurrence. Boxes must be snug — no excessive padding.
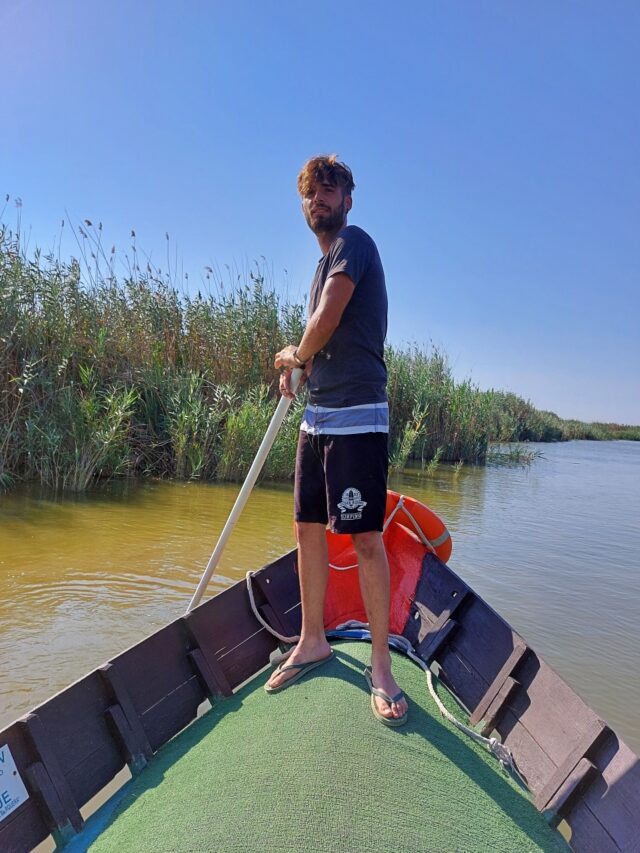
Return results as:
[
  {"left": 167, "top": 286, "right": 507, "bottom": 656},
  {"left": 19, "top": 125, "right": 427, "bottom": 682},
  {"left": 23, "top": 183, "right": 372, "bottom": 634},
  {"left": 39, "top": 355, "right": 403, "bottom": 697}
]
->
[{"left": 0, "top": 744, "right": 29, "bottom": 821}]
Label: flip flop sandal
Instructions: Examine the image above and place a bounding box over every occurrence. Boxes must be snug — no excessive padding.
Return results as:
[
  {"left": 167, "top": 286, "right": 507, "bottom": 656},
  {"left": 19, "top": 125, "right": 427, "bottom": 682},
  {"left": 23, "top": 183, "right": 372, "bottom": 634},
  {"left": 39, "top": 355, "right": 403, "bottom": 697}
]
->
[
  {"left": 269, "top": 644, "right": 295, "bottom": 667},
  {"left": 264, "top": 651, "right": 335, "bottom": 694},
  {"left": 364, "top": 667, "right": 408, "bottom": 727}
]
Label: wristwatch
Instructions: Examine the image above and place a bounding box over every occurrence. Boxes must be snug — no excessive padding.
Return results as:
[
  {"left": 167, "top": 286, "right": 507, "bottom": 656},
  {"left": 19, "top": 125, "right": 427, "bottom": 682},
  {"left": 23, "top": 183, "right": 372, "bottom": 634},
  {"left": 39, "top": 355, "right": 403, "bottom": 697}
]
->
[{"left": 292, "top": 348, "right": 306, "bottom": 369}]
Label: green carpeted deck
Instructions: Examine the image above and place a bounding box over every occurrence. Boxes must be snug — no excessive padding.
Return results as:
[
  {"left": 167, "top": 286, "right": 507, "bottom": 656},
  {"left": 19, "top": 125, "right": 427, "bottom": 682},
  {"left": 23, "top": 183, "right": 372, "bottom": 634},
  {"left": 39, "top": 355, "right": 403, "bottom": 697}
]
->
[{"left": 84, "top": 642, "right": 567, "bottom": 852}]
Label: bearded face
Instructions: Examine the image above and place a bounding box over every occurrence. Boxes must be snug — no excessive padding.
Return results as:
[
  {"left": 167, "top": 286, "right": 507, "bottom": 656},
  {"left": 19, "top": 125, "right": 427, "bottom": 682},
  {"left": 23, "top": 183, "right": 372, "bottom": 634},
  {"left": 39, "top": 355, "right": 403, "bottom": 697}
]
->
[
  {"left": 302, "top": 181, "right": 350, "bottom": 236},
  {"left": 304, "top": 198, "right": 346, "bottom": 234}
]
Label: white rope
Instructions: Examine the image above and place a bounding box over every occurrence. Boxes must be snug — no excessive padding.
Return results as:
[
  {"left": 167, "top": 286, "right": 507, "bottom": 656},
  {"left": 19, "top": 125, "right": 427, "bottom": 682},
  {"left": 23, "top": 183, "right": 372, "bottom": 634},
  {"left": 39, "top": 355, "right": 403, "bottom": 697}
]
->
[
  {"left": 246, "top": 571, "right": 300, "bottom": 644},
  {"left": 334, "top": 621, "right": 521, "bottom": 779},
  {"left": 382, "top": 495, "right": 405, "bottom": 532},
  {"left": 328, "top": 560, "right": 359, "bottom": 571},
  {"left": 395, "top": 501, "right": 436, "bottom": 552}
]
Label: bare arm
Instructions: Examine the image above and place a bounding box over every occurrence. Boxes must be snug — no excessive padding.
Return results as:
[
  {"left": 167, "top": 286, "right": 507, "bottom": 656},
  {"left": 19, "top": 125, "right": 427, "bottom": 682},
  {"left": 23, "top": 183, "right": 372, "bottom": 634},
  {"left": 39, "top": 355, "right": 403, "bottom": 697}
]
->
[
  {"left": 275, "top": 272, "right": 355, "bottom": 367},
  {"left": 274, "top": 272, "right": 355, "bottom": 397}
]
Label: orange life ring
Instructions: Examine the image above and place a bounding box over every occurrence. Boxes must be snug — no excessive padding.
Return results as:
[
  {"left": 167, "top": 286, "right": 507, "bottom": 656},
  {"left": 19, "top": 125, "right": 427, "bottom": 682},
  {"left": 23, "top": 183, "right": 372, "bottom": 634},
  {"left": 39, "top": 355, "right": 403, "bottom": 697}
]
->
[
  {"left": 322, "top": 491, "right": 452, "bottom": 634},
  {"left": 384, "top": 490, "right": 452, "bottom": 564}
]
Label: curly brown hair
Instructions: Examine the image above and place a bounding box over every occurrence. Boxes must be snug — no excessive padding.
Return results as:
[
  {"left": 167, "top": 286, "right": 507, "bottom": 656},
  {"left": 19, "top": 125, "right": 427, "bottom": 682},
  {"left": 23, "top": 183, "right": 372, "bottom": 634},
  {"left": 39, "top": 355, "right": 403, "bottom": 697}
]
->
[{"left": 297, "top": 154, "right": 355, "bottom": 197}]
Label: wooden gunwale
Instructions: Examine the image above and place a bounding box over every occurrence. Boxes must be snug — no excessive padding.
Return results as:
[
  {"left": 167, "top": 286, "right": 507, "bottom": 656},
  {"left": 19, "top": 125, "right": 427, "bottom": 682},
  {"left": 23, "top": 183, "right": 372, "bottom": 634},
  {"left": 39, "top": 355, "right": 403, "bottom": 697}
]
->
[{"left": 0, "top": 548, "right": 638, "bottom": 852}]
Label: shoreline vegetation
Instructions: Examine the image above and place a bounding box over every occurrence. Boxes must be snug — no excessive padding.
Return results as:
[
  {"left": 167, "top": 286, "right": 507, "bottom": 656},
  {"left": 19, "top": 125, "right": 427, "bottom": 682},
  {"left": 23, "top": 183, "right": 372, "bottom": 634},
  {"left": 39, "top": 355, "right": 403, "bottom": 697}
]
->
[{"left": 1, "top": 217, "right": 638, "bottom": 493}]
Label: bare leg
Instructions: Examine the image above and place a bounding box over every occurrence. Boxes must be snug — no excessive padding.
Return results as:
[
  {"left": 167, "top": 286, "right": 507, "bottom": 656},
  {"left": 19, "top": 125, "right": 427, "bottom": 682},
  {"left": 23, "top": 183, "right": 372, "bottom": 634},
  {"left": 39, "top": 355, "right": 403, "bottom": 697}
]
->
[
  {"left": 266, "top": 522, "right": 332, "bottom": 690},
  {"left": 352, "top": 531, "right": 408, "bottom": 720}
]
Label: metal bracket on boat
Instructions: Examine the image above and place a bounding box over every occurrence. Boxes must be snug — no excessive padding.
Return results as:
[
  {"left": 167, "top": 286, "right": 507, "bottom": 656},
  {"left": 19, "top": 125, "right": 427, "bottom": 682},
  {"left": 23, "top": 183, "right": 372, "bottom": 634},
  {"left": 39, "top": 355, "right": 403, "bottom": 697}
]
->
[
  {"left": 20, "top": 713, "right": 84, "bottom": 844},
  {"left": 99, "top": 663, "right": 154, "bottom": 775}
]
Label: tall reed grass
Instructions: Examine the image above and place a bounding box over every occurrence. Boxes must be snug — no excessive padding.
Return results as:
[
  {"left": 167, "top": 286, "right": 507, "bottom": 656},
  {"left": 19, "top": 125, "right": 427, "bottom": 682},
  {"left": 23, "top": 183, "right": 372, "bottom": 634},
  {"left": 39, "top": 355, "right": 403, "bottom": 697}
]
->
[{"left": 1, "top": 213, "right": 637, "bottom": 492}]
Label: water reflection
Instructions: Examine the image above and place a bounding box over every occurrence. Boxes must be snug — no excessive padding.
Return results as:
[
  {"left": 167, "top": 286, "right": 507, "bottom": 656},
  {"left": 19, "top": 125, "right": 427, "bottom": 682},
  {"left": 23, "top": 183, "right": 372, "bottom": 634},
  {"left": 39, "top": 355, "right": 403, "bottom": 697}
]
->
[{"left": 1, "top": 441, "right": 639, "bottom": 754}]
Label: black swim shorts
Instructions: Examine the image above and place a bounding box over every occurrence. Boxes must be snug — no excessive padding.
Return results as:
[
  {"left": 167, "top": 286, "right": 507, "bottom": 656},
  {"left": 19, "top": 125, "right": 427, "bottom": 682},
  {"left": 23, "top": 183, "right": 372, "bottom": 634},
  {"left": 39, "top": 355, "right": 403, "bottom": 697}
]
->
[{"left": 294, "top": 431, "right": 389, "bottom": 534}]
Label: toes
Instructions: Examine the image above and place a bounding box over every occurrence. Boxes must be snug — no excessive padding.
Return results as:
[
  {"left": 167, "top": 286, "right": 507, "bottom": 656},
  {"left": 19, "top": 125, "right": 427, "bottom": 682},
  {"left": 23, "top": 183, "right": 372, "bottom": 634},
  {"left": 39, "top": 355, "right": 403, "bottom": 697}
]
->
[
  {"left": 391, "top": 700, "right": 407, "bottom": 718},
  {"left": 376, "top": 698, "right": 393, "bottom": 717}
]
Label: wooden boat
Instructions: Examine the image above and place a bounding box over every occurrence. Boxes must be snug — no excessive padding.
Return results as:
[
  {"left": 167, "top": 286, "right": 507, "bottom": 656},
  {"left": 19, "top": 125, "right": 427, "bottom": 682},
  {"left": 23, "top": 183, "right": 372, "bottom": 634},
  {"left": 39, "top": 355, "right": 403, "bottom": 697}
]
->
[{"left": 1, "top": 492, "right": 639, "bottom": 852}]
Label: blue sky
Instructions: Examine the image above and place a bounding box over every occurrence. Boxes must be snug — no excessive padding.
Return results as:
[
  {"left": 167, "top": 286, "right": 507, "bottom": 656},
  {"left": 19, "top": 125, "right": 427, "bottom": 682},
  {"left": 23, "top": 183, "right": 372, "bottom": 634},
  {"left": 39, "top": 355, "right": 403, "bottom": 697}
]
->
[{"left": 2, "top": 0, "right": 639, "bottom": 423}]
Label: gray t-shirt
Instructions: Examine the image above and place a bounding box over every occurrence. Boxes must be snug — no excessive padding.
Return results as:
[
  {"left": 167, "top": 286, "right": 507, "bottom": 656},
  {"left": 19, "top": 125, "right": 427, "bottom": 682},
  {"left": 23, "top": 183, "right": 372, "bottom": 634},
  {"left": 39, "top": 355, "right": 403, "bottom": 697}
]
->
[{"left": 306, "top": 225, "right": 388, "bottom": 408}]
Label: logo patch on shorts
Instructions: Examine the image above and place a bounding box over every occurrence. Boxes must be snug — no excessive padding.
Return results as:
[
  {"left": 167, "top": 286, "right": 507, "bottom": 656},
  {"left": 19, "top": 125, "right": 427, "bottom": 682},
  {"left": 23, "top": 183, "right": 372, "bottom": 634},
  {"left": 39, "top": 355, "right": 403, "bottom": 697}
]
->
[{"left": 337, "top": 487, "right": 367, "bottom": 520}]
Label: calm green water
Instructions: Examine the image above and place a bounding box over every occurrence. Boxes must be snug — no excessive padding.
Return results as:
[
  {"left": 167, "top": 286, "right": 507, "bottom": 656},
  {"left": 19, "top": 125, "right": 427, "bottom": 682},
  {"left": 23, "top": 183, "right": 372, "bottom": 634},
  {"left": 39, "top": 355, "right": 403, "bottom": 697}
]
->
[{"left": 1, "top": 441, "right": 638, "bottom": 754}]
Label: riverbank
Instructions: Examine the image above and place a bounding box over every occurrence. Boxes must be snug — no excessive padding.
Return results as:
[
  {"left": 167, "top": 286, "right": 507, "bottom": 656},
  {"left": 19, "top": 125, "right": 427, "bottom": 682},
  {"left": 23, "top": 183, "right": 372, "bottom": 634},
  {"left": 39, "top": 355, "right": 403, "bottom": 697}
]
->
[{"left": 1, "top": 224, "right": 638, "bottom": 492}]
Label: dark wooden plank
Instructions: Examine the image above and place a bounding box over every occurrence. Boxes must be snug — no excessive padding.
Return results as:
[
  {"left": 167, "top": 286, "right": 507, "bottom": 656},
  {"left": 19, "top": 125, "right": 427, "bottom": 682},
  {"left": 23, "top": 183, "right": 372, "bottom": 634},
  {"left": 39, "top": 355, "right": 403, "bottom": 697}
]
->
[
  {"left": 470, "top": 639, "right": 528, "bottom": 726},
  {"left": 403, "top": 555, "right": 473, "bottom": 669},
  {"left": 254, "top": 550, "right": 301, "bottom": 634},
  {"left": 437, "top": 644, "right": 490, "bottom": 714},
  {"left": 189, "top": 578, "right": 276, "bottom": 690},
  {"left": 66, "top": 741, "right": 128, "bottom": 808},
  {"left": 564, "top": 800, "right": 620, "bottom": 853},
  {"left": 0, "top": 799, "right": 51, "bottom": 853},
  {"left": 408, "top": 558, "right": 529, "bottom": 713},
  {"left": 259, "top": 602, "right": 295, "bottom": 642},
  {"left": 32, "top": 670, "right": 126, "bottom": 808},
  {"left": 188, "top": 577, "right": 265, "bottom": 655},
  {"left": 572, "top": 734, "right": 640, "bottom": 852},
  {"left": 188, "top": 649, "right": 230, "bottom": 700},
  {"left": 111, "top": 619, "right": 196, "bottom": 717},
  {"left": 105, "top": 705, "right": 149, "bottom": 774},
  {"left": 19, "top": 714, "right": 83, "bottom": 833},
  {"left": 479, "top": 676, "right": 520, "bottom": 737},
  {"left": 140, "top": 675, "right": 204, "bottom": 752},
  {"left": 506, "top": 654, "right": 607, "bottom": 780},
  {"left": 252, "top": 586, "right": 297, "bottom": 638},
  {"left": 494, "top": 708, "right": 557, "bottom": 794},
  {"left": 25, "top": 761, "right": 78, "bottom": 843},
  {"left": 99, "top": 663, "right": 153, "bottom": 763},
  {"left": 545, "top": 757, "right": 598, "bottom": 820},
  {"left": 412, "top": 554, "right": 470, "bottom": 625},
  {"left": 30, "top": 672, "right": 112, "bottom": 772},
  {"left": 182, "top": 613, "right": 233, "bottom": 697},
  {"left": 534, "top": 718, "right": 609, "bottom": 810},
  {"left": 418, "top": 614, "right": 460, "bottom": 662},
  {"left": 444, "top": 596, "right": 526, "bottom": 687},
  {"left": 216, "top": 625, "right": 276, "bottom": 690}
]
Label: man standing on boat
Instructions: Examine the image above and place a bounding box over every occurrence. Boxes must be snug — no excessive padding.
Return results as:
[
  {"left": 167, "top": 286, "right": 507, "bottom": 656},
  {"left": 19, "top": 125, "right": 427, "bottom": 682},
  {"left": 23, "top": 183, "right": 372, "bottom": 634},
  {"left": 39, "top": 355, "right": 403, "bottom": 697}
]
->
[{"left": 267, "top": 155, "right": 408, "bottom": 725}]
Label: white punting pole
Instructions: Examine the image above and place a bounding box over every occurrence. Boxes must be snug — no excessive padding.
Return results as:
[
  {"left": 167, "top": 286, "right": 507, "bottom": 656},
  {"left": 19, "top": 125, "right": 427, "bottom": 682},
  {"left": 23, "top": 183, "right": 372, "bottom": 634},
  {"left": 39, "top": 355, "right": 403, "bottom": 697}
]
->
[{"left": 186, "top": 368, "right": 303, "bottom": 613}]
